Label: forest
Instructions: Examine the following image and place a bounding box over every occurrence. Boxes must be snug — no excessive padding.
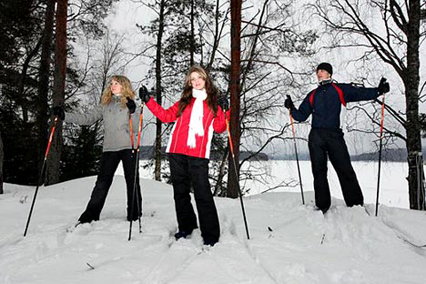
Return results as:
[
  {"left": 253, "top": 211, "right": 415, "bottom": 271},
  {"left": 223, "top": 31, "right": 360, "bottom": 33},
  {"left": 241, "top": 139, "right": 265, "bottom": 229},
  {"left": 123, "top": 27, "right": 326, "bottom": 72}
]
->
[{"left": 0, "top": 0, "right": 425, "bottom": 209}]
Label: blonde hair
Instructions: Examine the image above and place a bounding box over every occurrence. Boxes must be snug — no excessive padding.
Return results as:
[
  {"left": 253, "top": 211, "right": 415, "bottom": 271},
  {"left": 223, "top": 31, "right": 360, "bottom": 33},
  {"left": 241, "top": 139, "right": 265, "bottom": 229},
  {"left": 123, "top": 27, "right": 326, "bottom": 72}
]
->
[
  {"left": 101, "top": 75, "right": 135, "bottom": 107},
  {"left": 177, "top": 66, "right": 219, "bottom": 117}
]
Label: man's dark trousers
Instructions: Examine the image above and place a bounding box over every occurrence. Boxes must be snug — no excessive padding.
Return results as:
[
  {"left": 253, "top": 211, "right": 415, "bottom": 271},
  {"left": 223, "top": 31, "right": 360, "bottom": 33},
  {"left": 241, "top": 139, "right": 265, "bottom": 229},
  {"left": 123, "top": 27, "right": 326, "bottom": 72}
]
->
[{"left": 308, "top": 128, "right": 364, "bottom": 213}]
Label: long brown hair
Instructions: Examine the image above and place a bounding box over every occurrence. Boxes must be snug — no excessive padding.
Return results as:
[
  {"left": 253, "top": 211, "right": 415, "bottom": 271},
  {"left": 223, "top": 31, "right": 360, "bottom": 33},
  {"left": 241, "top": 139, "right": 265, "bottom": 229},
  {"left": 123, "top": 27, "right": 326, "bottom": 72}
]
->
[
  {"left": 177, "top": 66, "right": 219, "bottom": 117},
  {"left": 101, "top": 75, "right": 135, "bottom": 107}
]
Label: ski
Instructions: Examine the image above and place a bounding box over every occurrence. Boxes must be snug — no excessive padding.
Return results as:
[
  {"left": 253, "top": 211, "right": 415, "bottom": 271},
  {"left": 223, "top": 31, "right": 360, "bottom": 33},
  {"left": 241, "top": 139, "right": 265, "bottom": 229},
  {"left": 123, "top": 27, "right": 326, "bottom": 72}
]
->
[
  {"left": 166, "top": 229, "right": 212, "bottom": 254},
  {"left": 86, "top": 262, "right": 95, "bottom": 270},
  {"left": 363, "top": 207, "right": 425, "bottom": 249},
  {"left": 398, "top": 236, "right": 426, "bottom": 249}
]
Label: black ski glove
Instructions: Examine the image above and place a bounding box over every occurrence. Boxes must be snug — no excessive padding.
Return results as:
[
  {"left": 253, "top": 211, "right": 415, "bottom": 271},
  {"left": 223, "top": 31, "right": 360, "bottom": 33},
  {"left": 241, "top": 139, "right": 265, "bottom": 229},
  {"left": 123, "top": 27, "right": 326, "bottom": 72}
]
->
[
  {"left": 284, "top": 95, "right": 295, "bottom": 110},
  {"left": 126, "top": 98, "right": 136, "bottom": 114},
  {"left": 377, "top": 77, "right": 390, "bottom": 95},
  {"left": 52, "top": 106, "right": 65, "bottom": 120},
  {"left": 218, "top": 96, "right": 229, "bottom": 111},
  {"left": 139, "top": 86, "right": 151, "bottom": 103}
]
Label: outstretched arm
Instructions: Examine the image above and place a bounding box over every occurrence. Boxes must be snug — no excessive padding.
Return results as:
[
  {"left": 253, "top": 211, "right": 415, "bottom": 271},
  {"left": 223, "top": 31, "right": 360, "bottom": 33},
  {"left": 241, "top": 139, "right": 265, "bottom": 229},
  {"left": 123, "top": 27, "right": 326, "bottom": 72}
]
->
[
  {"left": 341, "top": 78, "right": 389, "bottom": 103},
  {"left": 65, "top": 105, "right": 103, "bottom": 125},
  {"left": 145, "top": 98, "right": 180, "bottom": 123}
]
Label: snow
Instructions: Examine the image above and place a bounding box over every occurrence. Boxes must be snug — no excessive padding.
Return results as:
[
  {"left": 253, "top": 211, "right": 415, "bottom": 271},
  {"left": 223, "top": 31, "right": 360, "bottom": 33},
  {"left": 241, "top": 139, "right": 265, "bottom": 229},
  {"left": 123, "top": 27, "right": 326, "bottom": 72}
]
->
[{"left": 1, "top": 161, "right": 426, "bottom": 284}]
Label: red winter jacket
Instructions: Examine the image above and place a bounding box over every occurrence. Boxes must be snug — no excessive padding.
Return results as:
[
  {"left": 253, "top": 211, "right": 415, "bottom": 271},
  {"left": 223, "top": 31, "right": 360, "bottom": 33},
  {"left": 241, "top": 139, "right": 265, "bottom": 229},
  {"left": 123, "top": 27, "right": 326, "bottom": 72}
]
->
[{"left": 146, "top": 97, "right": 228, "bottom": 159}]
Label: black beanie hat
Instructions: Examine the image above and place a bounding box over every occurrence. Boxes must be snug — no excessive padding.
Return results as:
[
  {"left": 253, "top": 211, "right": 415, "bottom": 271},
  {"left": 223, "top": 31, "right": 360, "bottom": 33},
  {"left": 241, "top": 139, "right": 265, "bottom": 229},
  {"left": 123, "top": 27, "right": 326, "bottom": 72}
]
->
[{"left": 316, "top": 62, "right": 333, "bottom": 76}]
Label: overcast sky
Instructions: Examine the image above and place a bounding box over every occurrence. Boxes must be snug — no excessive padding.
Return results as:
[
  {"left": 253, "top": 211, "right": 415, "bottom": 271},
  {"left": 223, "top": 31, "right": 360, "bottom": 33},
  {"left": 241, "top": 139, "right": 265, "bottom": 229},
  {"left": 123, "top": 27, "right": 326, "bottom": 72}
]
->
[{"left": 91, "top": 0, "right": 425, "bottom": 156}]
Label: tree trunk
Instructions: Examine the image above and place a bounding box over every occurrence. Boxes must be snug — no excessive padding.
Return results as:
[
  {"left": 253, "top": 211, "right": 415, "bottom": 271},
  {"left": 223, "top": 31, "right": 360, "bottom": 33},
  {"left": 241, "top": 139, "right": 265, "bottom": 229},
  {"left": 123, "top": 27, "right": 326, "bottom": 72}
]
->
[
  {"left": 154, "top": 0, "right": 166, "bottom": 181},
  {"left": 405, "top": 0, "right": 423, "bottom": 209},
  {"left": 214, "top": 148, "right": 229, "bottom": 196},
  {"left": 37, "top": 0, "right": 55, "bottom": 184},
  {"left": 206, "top": 0, "right": 221, "bottom": 70},
  {"left": 18, "top": 38, "right": 43, "bottom": 123},
  {"left": 227, "top": 0, "right": 242, "bottom": 198},
  {"left": 46, "top": 0, "right": 68, "bottom": 185},
  {"left": 0, "top": 131, "right": 3, "bottom": 194}
]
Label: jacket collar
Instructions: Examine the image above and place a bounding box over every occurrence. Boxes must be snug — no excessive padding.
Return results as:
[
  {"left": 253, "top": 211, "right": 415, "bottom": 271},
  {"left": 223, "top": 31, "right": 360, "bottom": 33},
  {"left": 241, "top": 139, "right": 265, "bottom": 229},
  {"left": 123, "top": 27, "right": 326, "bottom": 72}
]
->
[{"left": 318, "top": 79, "right": 333, "bottom": 86}]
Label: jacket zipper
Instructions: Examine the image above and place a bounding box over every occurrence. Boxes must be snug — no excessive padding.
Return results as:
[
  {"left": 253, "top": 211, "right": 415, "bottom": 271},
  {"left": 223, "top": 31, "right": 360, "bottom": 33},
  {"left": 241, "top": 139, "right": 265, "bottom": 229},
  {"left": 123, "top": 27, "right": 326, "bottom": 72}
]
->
[
  {"left": 172, "top": 117, "right": 183, "bottom": 153},
  {"left": 198, "top": 111, "right": 212, "bottom": 157}
]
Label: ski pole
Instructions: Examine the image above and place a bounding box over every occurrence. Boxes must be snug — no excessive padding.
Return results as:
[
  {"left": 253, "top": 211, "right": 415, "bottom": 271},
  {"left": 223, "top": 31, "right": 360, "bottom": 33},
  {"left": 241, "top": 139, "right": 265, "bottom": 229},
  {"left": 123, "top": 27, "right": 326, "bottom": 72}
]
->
[
  {"left": 128, "top": 102, "right": 144, "bottom": 241},
  {"left": 24, "top": 116, "right": 59, "bottom": 236},
  {"left": 225, "top": 111, "right": 250, "bottom": 240},
  {"left": 375, "top": 80, "right": 386, "bottom": 217},
  {"left": 287, "top": 97, "right": 305, "bottom": 205}
]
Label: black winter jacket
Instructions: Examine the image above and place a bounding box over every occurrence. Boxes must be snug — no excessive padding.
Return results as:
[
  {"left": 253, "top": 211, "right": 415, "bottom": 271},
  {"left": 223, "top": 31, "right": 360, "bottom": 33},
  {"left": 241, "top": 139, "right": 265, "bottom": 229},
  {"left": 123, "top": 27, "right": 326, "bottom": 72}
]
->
[{"left": 291, "top": 81, "right": 380, "bottom": 129}]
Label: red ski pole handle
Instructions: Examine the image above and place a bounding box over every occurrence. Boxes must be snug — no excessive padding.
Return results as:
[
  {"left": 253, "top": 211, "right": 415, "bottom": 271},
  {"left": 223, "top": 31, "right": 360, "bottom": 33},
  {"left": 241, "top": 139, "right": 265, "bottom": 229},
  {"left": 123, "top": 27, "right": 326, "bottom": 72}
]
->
[
  {"left": 44, "top": 116, "right": 58, "bottom": 160},
  {"left": 379, "top": 94, "right": 385, "bottom": 139},
  {"left": 224, "top": 112, "right": 235, "bottom": 156},
  {"left": 136, "top": 104, "right": 144, "bottom": 149}
]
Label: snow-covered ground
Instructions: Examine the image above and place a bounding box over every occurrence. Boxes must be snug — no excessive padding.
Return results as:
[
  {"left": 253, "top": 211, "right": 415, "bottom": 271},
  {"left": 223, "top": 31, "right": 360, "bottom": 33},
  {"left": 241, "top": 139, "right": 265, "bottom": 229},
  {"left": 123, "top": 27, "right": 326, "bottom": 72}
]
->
[{"left": 1, "top": 161, "right": 426, "bottom": 284}]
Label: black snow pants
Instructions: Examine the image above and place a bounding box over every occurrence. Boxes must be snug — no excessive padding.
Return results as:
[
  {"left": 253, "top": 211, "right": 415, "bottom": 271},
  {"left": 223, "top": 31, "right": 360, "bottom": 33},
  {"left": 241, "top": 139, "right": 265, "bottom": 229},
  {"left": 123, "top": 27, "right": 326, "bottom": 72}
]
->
[
  {"left": 168, "top": 153, "right": 220, "bottom": 244},
  {"left": 78, "top": 149, "right": 142, "bottom": 223},
  {"left": 308, "top": 128, "right": 364, "bottom": 213}
]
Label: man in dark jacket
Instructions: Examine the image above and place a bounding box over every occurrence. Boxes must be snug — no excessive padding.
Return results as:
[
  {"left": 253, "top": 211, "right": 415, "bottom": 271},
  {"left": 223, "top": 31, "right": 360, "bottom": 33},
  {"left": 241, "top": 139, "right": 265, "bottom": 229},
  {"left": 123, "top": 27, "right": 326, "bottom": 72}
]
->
[{"left": 285, "top": 62, "right": 390, "bottom": 213}]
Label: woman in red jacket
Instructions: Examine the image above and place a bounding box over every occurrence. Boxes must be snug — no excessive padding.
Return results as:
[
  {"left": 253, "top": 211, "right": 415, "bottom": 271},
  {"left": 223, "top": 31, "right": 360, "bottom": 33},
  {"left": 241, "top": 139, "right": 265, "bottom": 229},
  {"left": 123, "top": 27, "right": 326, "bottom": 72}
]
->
[{"left": 140, "top": 66, "right": 229, "bottom": 246}]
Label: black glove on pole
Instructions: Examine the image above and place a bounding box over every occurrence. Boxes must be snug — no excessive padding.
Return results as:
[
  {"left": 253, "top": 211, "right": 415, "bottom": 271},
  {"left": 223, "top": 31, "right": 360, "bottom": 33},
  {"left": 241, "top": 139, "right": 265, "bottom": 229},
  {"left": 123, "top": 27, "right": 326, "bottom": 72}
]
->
[
  {"left": 52, "top": 106, "right": 65, "bottom": 120},
  {"left": 377, "top": 77, "right": 390, "bottom": 95},
  {"left": 139, "top": 86, "right": 151, "bottom": 103},
  {"left": 285, "top": 95, "right": 295, "bottom": 110},
  {"left": 126, "top": 98, "right": 136, "bottom": 114},
  {"left": 218, "top": 96, "right": 229, "bottom": 111}
]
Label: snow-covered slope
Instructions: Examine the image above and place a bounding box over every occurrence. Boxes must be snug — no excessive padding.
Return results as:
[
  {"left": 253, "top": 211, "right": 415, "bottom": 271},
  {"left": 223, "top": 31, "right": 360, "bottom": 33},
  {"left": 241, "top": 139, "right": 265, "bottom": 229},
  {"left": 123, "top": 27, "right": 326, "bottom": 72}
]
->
[{"left": 1, "top": 176, "right": 425, "bottom": 284}]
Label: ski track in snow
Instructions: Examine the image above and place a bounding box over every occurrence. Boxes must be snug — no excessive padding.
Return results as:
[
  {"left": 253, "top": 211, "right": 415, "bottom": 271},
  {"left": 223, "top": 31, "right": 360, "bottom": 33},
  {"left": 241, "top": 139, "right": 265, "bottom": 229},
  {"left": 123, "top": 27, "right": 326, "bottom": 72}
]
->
[{"left": 139, "top": 230, "right": 205, "bottom": 284}]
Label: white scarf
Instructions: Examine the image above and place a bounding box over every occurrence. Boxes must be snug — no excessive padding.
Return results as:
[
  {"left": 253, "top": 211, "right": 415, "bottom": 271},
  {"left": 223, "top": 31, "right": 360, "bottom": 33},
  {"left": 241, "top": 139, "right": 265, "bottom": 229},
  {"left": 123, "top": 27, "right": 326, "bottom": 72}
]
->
[{"left": 187, "top": 88, "right": 207, "bottom": 148}]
